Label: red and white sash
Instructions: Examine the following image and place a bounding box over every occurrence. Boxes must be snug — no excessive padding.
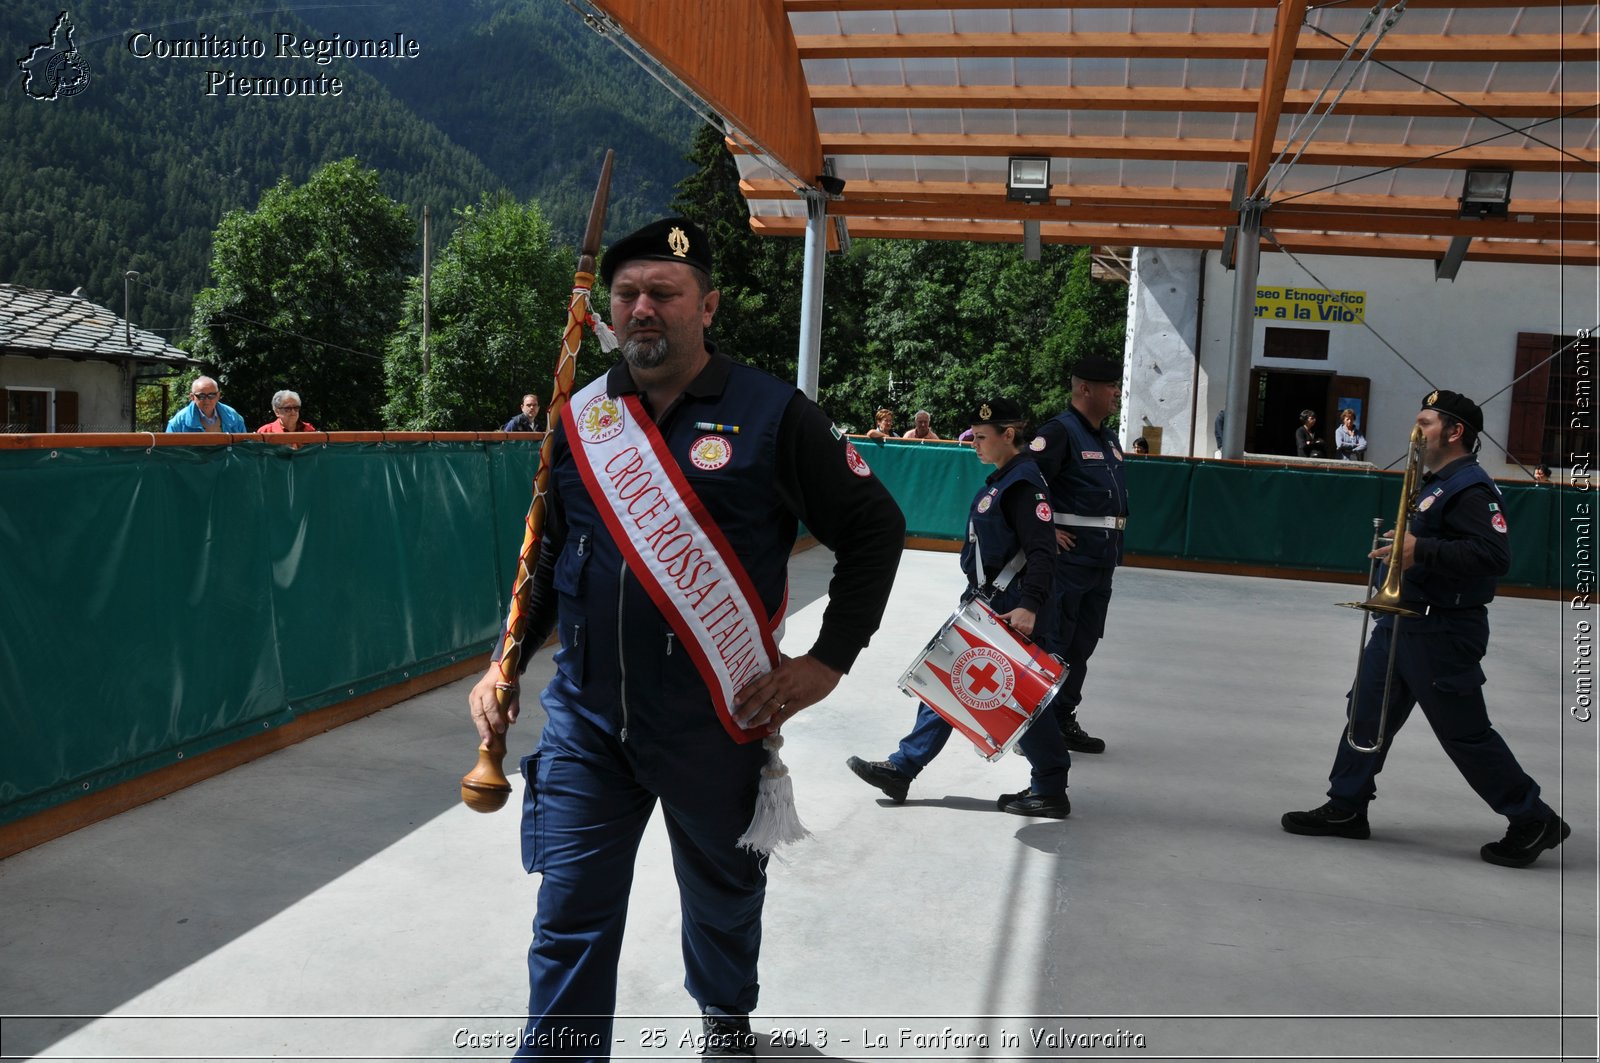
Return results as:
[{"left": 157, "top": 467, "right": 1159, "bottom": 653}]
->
[{"left": 562, "top": 375, "right": 781, "bottom": 743}]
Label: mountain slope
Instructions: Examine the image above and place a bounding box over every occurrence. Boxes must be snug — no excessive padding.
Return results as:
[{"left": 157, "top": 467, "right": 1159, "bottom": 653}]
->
[{"left": 1, "top": 0, "right": 700, "bottom": 337}]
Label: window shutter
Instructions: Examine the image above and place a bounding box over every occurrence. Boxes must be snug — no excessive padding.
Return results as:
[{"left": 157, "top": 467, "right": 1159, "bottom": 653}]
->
[
  {"left": 1506, "top": 332, "right": 1551, "bottom": 464},
  {"left": 55, "top": 390, "right": 79, "bottom": 432}
]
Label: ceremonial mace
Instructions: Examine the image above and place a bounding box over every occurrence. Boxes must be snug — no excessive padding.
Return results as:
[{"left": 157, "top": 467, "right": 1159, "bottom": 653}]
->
[{"left": 460, "top": 150, "right": 615, "bottom": 812}]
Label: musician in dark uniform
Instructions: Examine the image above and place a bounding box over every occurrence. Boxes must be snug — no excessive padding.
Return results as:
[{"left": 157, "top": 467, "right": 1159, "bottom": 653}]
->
[
  {"left": 1283, "top": 390, "right": 1569, "bottom": 868},
  {"left": 468, "top": 217, "right": 905, "bottom": 1058},
  {"left": 1028, "top": 355, "right": 1129, "bottom": 753},
  {"left": 845, "top": 398, "right": 1073, "bottom": 817}
]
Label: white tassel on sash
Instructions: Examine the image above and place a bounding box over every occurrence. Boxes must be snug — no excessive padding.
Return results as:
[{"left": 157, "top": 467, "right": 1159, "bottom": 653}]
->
[{"left": 736, "top": 733, "right": 809, "bottom": 856}]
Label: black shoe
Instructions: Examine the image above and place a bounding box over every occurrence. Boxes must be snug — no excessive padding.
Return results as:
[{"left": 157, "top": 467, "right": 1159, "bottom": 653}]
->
[
  {"left": 1481, "top": 813, "right": 1571, "bottom": 868},
  {"left": 1060, "top": 713, "right": 1105, "bottom": 754},
  {"left": 997, "top": 788, "right": 1070, "bottom": 818},
  {"left": 701, "top": 1014, "right": 755, "bottom": 1057},
  {"left": 1281, "top": 801, "right": 1370, "bottom": 839},
  {"left": 846, "top": 756, "right": 910, "bottom": 804}
]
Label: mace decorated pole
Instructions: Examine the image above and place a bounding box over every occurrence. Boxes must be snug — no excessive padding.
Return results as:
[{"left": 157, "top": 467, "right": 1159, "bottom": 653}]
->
[{"left": 461, "top": 150, "right": 615, "bottom": 812}]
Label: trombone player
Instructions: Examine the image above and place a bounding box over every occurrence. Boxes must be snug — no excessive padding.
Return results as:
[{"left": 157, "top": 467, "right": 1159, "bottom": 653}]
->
[{"left": 1282, "top": 390, "right": 1569, "bottom": 868}]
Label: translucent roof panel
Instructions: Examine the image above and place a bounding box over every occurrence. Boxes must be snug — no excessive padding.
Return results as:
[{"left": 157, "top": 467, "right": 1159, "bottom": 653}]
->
[{"left": 687, "top": 0, "right": 1600, "bottom": 264}]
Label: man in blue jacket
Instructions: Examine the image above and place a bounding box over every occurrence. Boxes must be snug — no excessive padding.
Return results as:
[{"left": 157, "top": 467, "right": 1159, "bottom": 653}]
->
[
  {"left": 1029, "top": 356, "right": 1129, "bottom": 754},
  {"left": 469, "top": 217, "right": 905, "bottom": 1059},
  {"left": 165, "top": 376, "right": 246, "bottom": 433},
  {"left": 1283, "top": 390, "right": 1568, "bottom": 868}
]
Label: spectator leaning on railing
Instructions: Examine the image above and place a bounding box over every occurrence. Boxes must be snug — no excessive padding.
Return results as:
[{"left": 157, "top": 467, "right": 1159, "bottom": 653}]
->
[
  {"left": 902, "top": 410, "right": 941, "bottom": 440},
  {"left": 257, "top": 391, "right": 316, "bottom": 433},
  {"left": 166, "top": 376, "right": 246, "bottom": 433}
]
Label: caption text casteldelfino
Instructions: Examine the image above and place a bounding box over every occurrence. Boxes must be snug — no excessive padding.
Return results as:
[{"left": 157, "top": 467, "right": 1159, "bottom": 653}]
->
[{"left": 125, "top": 31, "right": 421, "bottom": 96}]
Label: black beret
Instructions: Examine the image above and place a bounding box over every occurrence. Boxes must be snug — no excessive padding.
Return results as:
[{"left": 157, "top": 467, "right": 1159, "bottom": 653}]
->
[
  {"left": 600, "top": 217, "right": 712, "bottom": 286},
  {"left": 968, "top": 397, "right": 1027, "bottom": 427},
  {"left": 1071, "top": 355, "right": 1123, "bottom": 383},
  {"left": 1421, "top": 389, "right": 1483, "bottom": 434}
]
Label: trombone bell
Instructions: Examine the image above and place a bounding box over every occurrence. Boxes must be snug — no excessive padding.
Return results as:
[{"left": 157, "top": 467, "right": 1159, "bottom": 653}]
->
[{"left": 1337, "top": 595, "right": 1421, "bottom": 618}]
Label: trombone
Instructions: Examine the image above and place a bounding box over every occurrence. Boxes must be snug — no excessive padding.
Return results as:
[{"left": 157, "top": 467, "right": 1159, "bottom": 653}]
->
[{"left": 1336, "top": 423, "right": 1425, "bottom": 753}]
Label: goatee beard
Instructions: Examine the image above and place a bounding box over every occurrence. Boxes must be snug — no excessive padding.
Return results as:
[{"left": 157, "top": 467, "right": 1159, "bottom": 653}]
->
[{"left": 621, "top": 335, "right": 670, "bottom": 370}]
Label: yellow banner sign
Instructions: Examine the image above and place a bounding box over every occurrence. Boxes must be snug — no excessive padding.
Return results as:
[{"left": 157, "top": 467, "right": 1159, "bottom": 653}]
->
[{"left": 1255, "top": 286, "right": 1365, "bottom": 324}]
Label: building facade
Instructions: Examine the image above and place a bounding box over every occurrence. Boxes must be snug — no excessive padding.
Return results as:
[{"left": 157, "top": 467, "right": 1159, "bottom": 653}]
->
[{"left": 1123, "top": 248, "right": 1597, "bottom": 480}]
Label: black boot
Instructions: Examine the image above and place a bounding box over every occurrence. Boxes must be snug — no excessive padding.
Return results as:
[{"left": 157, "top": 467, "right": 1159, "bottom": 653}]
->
[
  {"left": 1060, "top": 712, "right": 1105, "bottom": 754},
  {"left": 997, "top": 788, "right": 1071, "bottom": 818},
  {"left": 846, "top": 756, "right": 911, "bottom": 804},
  {"left": 1281, "top": 800, "right": 1371, "bottom": 839},
  {"left": 1481, "top": 813, "right": 1570, "bottom": 867},
  {"left": 701, "top": 1014, "right": 756, "bottom": 1057}
]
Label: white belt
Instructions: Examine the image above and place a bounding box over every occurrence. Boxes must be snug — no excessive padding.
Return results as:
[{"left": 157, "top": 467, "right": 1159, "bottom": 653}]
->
[{"left": 1053, "top": 513, "right": 1127, "bottom": 530}]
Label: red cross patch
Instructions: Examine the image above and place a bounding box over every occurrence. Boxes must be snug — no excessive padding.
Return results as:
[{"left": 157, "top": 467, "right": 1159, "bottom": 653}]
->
[{"left": 844, "top": 441, "right": 872, "bottom": 478}]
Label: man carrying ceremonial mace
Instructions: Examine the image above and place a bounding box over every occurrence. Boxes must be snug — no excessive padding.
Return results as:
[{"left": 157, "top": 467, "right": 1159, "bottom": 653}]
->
[{"left": 467, "top": 205, "right": 905, "bottom": 1058}]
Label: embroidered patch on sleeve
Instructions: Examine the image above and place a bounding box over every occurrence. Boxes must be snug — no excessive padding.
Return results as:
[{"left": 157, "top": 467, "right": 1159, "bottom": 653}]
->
[{"left": 844, "top": 440, "right": 872, "bottom": 478}]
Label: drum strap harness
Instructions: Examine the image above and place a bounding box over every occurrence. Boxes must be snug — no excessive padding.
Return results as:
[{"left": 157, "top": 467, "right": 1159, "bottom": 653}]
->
[
  {"left": 562, "top": 374, "right": 806, "bottom": 855},
  {"left": 968, "top": 519, "right": 1026, "bottom": 599}
]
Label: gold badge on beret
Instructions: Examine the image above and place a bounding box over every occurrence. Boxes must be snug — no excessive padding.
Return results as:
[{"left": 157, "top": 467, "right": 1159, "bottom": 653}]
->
[
  {"left": 668, "top": 226, "right": 690, "bottom": 259},
  {"left": 1425, "top": 390, "right": 1439, "bottom": 406},
  {"left": 979, "top": 402, "right": 992, "bottom": 420}
]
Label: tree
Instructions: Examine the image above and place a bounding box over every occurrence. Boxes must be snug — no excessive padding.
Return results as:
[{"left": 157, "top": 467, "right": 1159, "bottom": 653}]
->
[
  {"left": 847, "top": 241, "right": 1126, "bottom": 434},
  {"left": 669, "top": 122, "right": 806, "bottom": 382},
  {"left": 663, "top": 122, "right": 1127, "bottom": 436},
  {"left": 384, "top": 193, "right": 573, "bottom": 430},
  {"left": 190, "top": 158, "right": 414, "bottom": 429}
]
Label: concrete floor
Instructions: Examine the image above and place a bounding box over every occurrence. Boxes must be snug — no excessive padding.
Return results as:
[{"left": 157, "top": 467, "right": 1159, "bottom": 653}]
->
[{"left": 1, "top": 547, "right": 1594, "bottom": 1062}]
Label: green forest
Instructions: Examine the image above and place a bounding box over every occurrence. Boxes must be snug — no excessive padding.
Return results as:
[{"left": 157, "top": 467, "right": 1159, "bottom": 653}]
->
[
  {"left": 4, "top": 0, "right": 1127, "bottom": 435},
  {"left": 1, "top": 0, "right": 699, "bottom": 335}
]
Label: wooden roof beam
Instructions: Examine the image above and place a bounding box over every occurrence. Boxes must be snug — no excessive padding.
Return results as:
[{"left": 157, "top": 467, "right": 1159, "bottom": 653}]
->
[
  {"left": 787, "top": 0, "right": 1285, "bottom": 9},
  {"left": 591, "top": 0, "right": 823, "bottom": 186},
  {"left": 739, "top": 176, "right": 1585, "bottom": 225},
  {"left": 748, "top": 214, "right": 1599, "bottom": 265},
  {"left": 794, "top": 31, "right": 1587, "bottom": 64},
  {"left": 786, "top": 0, "right": 1587, "bottom": 9},
  {"left": 808, "top": 84, "right": 1597, "bottom": 120},
  {"left": 1247, "top": 0, "right": 1311, "bottom": 200},
  {"left": 747, "top": 198, "right": 1576, "bottom": 240},
  {"left": 810, "top": 132, "right": 1598, "bottom": 172}
]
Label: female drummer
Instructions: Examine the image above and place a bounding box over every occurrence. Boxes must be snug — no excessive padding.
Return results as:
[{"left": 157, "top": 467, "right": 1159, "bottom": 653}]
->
[{"left": 845, "top": 397, "right": 1073, "bottom": 817}]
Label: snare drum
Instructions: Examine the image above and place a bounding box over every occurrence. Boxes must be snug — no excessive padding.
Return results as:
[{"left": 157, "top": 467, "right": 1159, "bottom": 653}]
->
[{"left": 897, "top": 598, "right": 1069, "bottom": 761}]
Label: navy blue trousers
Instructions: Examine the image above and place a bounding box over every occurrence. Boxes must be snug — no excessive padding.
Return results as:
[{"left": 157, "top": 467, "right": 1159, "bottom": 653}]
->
[
  {"left": 888, "top": 701, "right": 1071, "bottom": 795},
  {"left": 1039, "top": 560, "right": 1115, "bottom": 723},
  {"left": 1327, "top": 609, "right": 1549, "bottom": 823},
  {"left": 515, "top": 706, "right": 769, "bottom": 1061}
]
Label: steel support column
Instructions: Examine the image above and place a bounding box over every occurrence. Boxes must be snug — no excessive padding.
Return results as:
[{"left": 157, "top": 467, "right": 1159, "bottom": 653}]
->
[
  {"left": 796, "top": 191, "right": 827, "bottom": 399},
  {"left": 1222, "top": 202, "right": 1264, "bottom": 459}
]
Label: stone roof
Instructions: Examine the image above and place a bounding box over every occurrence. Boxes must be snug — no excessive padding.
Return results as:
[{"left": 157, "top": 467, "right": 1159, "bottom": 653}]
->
[{"left": 0, "top": 284, "right": 195, "bottom": 367}]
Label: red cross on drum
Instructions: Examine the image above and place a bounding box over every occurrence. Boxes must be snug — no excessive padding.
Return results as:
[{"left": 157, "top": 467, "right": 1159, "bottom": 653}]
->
[{"left": 896, "top": 598, "right": 1071, "bottom": 761}]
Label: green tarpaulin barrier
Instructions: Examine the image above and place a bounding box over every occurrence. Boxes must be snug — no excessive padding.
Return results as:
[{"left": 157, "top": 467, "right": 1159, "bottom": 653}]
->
[{"left": 0, "top": 438, "right": 1566, "bottom": 826}]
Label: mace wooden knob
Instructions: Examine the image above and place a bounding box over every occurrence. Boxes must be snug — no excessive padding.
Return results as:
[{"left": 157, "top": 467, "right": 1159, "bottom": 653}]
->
[{"left": 461, "top": 734, "right": 512, "bottom": 813}]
